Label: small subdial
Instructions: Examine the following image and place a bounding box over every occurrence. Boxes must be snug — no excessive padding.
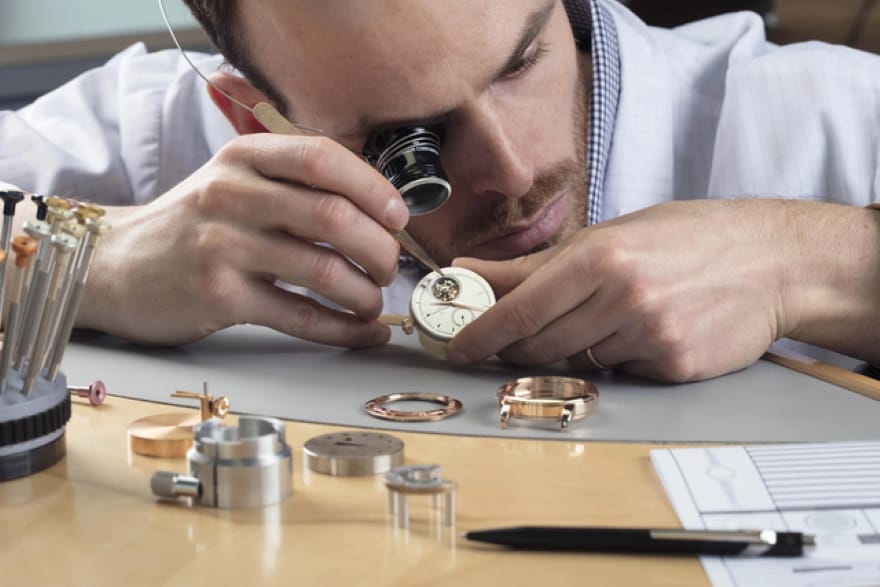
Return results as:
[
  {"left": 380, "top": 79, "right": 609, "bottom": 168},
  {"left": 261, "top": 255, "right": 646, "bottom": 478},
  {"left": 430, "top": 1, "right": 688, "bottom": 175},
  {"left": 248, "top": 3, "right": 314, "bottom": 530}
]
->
[{"left": 452, "top": 308, "right": 475, "bottom": 329}]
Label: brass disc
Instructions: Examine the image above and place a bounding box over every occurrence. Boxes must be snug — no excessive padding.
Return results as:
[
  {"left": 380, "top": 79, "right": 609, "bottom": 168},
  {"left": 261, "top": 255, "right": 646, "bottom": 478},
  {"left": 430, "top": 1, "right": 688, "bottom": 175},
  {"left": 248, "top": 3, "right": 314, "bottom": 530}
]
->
[{"left": 127, "top": 412, "right": 201, "bottom": 458}]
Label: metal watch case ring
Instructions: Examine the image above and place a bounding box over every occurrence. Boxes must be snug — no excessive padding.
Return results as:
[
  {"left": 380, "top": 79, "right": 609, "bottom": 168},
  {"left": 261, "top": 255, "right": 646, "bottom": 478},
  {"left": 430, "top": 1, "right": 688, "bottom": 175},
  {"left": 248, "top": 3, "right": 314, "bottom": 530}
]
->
[{"left": 496, "top": 376, "right": 598, "bottom": 431}]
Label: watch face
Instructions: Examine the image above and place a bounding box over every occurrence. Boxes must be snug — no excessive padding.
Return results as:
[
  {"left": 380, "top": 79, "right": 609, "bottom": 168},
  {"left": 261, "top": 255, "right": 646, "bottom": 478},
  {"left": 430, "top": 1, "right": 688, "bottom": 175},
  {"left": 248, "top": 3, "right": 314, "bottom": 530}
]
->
[{"left": 409, "top": 266, "right": 496, "bottom": 340}]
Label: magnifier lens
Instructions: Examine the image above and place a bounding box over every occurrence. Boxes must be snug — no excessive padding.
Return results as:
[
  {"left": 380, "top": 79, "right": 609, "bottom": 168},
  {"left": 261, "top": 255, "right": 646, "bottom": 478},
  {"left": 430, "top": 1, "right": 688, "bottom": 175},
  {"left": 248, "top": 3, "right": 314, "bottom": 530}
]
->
[{"left": 364, "top": 126, "right": 451, "bottom": 215}]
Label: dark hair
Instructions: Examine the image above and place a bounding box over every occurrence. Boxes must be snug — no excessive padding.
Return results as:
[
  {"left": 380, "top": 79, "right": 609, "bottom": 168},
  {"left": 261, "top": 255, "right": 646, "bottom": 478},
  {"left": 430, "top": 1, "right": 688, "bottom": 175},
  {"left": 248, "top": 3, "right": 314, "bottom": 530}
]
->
[{"left": 182, "top": 0, "right": 288, "bottom": 112}]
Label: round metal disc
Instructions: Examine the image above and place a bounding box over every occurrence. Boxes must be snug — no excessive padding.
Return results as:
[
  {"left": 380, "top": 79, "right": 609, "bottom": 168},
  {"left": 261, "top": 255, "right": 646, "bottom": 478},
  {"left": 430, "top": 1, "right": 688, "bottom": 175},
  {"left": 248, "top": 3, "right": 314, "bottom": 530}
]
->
[
  {"left": 127, "top": 412, "right": 201, "bottom": 458},
  {"left": 303, "top": 431, "right": 404, "bottom": 476}
]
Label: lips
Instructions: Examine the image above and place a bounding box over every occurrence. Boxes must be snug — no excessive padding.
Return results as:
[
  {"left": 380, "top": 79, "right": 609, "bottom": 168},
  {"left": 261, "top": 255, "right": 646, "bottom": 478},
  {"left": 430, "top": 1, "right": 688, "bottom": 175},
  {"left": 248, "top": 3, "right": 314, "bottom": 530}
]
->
[{"left": 467, "top": 193, "right": 568, "bottom": 260}]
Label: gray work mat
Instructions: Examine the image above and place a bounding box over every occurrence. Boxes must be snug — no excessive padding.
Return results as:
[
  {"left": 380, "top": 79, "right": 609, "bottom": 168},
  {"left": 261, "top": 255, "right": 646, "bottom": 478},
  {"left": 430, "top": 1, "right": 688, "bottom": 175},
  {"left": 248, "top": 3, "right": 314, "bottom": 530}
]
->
[{"left": 63, "top": 325, "right": 880, "bottom": 443}]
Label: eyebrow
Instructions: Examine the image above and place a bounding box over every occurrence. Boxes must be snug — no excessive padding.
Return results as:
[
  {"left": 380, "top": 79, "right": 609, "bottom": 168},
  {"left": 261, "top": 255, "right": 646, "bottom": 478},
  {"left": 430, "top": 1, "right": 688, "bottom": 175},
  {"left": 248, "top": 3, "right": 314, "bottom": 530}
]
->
[
  {"left": 338, "top": 0, "right": 557, "bottom": 140},
  {"left": 494, "top": 0, "right": 556, "bottom": 80}
]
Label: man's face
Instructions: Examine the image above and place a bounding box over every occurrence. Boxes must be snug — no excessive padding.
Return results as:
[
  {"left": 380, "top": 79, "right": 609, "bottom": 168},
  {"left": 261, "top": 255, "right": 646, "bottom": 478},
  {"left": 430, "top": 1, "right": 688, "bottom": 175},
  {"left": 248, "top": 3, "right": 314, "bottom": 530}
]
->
[{"left": 241, "top": 0, "right": 589, "bottom": 265}]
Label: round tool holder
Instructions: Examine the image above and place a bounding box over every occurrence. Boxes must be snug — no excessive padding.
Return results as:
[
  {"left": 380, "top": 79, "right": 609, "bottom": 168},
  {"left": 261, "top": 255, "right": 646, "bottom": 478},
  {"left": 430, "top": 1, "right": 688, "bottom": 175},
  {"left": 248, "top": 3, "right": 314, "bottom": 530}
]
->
[
  {"left": 151, "top": 416, "right": 293, "bottom": 508},
  {"left": 0, "top": 200, "right": 111, "bottom": 483},
  {"left": 0, "top": 369, "right": 69, "bottom": 481}
]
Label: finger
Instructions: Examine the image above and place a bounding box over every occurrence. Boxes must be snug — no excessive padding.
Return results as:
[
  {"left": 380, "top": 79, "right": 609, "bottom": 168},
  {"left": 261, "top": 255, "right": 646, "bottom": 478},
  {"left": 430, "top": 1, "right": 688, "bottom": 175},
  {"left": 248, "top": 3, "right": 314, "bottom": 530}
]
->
[
  {"left": 497, "top": 293, "right": 619, "bottom": 365},
  {"left": 191, "top": 222, "right": 388, "bottom": 319},
  {"left": 446, "top": 249, "right": 600, "bottom": 364},
  {"left": 249, "top": 231, "right": 387, "bottom": 320},
  {"left": 567, "top": 310, "right": 730, "bottom": 382},
  {"left": 452, "top": 251, "right": 554, "bottom": 297},
  {"left": 245, "top": 279, "right": 392, "bottom": 348},
  {"left": 220, "top": 133, "right": 409, "bottom": 230},
  {"left": 196, "top": 170, "right": 401, "bottom": 287},
  {"left": 567, "top": 335, "right": 619, "bottom": 372},
  {"left": 570, "top": 330, "right": 678, "bottom": 381}
]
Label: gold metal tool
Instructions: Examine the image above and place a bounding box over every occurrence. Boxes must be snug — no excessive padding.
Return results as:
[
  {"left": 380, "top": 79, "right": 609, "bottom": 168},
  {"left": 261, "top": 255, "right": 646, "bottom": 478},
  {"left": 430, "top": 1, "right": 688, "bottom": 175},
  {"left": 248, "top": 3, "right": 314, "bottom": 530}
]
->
[{"left": 127, "top": 382, "right": 230, "bottom": 458}]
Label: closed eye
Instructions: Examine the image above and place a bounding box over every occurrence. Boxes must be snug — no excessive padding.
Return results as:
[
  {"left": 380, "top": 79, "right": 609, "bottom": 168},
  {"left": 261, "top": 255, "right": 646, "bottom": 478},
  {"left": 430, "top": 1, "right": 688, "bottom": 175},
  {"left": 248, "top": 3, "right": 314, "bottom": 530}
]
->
[{"left": 502, "top": 41, "right": 550, "bottom": 80}]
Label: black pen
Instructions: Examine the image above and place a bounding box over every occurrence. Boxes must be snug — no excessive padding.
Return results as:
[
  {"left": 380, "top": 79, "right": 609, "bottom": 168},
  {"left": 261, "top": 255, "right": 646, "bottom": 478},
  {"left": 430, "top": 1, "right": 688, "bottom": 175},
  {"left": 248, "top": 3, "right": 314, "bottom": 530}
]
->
[{"left": 463, "top": 526, "right": 815, "bottom": 557}]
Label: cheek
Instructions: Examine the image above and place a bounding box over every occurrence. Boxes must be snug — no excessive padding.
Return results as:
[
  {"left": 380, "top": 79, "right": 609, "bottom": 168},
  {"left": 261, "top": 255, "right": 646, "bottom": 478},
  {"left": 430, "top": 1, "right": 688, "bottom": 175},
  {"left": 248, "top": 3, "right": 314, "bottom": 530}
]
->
[
  {"left": 408, "top": 197, "right": 462, "bottom": 245},
  {"left": 528, "top": 53, "right": 581, "bottom": 158},
  {"left": 493, "top": 50, "right": 581, "bottom": 169}
]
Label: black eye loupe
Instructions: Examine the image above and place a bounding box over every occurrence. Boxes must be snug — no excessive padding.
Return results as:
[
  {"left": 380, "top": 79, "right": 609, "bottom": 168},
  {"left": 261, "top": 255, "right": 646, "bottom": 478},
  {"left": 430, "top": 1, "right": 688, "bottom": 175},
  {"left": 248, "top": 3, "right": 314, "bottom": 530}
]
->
[{"left": 363, "top": 126, "right": 451, "bottom": 215}]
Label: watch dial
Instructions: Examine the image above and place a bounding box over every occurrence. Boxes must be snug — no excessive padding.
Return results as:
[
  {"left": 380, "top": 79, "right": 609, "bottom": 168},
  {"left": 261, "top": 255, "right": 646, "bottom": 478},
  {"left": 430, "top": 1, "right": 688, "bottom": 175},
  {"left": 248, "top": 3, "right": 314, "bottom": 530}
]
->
[{"left": 410, "top": 266, "right": 496, "bottom": 340}]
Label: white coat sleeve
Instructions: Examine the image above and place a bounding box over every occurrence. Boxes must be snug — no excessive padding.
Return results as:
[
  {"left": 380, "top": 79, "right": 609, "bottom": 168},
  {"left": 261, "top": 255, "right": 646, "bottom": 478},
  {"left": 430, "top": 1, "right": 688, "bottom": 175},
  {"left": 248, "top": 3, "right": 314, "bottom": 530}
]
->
[
  {"left": 708, "top": 41, "right": 880, "bottom": 207},
  {"left": 0, "top": 44, "right": 231, "bottom": 206}
]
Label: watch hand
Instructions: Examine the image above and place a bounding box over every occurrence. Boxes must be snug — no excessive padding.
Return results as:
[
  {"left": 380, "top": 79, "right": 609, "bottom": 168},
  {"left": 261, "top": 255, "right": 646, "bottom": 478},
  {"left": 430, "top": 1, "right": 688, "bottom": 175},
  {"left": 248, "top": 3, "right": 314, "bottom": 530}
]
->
[{"left": 422, "top": 301, "right": 489, "bottom": 312}]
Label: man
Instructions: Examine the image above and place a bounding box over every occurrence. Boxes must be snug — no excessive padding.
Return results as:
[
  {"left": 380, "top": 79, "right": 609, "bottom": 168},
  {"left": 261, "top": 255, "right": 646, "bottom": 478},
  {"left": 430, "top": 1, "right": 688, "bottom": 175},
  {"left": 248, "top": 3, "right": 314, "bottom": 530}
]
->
[{"left": 0, "top": 0, "right": 878, "bottom": 382}]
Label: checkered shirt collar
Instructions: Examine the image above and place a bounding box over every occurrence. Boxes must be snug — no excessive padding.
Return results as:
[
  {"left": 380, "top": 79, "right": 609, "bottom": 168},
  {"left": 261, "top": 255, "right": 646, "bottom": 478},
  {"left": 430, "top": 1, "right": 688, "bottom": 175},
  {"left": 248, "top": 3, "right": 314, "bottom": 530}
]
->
[{"left": 563, "top": 0, "right": 621, "bottom": 226}]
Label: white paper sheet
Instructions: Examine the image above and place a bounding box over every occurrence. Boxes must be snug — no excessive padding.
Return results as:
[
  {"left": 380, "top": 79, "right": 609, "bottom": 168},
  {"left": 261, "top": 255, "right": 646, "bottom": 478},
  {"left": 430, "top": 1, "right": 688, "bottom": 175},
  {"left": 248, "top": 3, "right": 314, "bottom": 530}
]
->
[{"left": 651, "top": 442, "right": 880, "bottom": 586}]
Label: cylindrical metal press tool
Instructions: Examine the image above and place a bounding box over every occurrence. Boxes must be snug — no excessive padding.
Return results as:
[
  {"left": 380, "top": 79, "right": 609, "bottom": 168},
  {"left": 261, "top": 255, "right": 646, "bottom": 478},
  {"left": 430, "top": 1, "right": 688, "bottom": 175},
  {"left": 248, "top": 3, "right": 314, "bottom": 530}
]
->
[{"left": 151, "top": 417, "right": 293, "bottom": 508}]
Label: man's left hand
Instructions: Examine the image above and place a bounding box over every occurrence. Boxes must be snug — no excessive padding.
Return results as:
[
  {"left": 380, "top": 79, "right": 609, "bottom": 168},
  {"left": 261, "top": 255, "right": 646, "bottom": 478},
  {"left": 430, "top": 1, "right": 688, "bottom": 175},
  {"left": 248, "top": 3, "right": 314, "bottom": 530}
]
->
[{"left": 446, "top": 200, "right": 789, "bottom": 382}]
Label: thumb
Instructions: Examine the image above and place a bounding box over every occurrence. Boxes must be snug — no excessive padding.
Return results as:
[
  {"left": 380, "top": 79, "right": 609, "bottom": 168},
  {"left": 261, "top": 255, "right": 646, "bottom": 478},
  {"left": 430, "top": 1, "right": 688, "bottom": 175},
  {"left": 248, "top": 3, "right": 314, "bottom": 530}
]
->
[{"left": 452, "top": 254, "right": 542, "bottom": 298}]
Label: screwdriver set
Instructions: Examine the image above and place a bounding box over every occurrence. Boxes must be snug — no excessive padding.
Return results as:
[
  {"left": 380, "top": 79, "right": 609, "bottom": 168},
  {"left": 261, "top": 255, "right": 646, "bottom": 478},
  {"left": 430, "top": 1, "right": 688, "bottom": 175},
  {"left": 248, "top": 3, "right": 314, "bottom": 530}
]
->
[{"left": 0, "top": 192, "right": 109, "bottom": 481}]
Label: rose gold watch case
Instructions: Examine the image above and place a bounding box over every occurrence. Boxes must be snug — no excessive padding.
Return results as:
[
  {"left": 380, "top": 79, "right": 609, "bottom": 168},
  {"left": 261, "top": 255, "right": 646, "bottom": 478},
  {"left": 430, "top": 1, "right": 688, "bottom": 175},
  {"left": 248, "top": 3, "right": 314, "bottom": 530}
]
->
[{"left": 496, "top": 376, "right": 598, "bottom": 431}]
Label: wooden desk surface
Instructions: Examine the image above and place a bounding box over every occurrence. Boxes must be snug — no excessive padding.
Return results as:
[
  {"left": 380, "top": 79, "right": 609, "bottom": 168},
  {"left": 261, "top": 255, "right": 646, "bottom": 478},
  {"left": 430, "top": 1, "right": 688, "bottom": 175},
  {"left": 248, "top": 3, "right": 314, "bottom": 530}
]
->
[{"left": 0, "top": 397, "right": 707, "bottom": 586}]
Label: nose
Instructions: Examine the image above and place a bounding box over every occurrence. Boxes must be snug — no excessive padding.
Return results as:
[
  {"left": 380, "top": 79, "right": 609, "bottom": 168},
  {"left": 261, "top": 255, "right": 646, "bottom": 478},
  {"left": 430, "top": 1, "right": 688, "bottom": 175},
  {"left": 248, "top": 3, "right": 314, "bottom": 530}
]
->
[{"left": 442, "top": 94, "right": 534, "bottom": 201}]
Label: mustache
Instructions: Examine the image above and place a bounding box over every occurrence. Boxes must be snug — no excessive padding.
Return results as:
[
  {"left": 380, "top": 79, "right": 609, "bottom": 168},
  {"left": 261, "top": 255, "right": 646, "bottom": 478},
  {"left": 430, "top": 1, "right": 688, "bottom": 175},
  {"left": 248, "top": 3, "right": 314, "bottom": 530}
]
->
[{"left": 453, "top": 158, "right": 584, "bottom": 250}]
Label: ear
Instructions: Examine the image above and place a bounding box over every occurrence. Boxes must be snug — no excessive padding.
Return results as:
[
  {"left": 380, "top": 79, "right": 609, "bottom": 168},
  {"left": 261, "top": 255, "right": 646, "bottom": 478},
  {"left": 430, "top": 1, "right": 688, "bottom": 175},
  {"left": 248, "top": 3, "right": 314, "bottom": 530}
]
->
[{"left": 206, "top": 71, "right": 271, "bottom": 134}]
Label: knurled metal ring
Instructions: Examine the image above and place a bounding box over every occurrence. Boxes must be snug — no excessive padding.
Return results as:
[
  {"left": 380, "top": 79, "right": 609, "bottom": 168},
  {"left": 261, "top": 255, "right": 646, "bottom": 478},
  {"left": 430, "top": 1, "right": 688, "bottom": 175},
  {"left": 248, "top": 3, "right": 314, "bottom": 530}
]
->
[
  {"left": 364, "top": 392, "right": 463, "bottom": 422},
  {"left": 0, "top": 395, "right": 71, "bottom": 447}
]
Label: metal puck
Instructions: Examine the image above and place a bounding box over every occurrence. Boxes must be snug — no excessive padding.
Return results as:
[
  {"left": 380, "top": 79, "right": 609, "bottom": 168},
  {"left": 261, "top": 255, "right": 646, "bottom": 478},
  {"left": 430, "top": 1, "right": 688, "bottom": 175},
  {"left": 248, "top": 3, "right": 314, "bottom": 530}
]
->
[{"left": 303, "top": 431, "right": 404, "bottom": 476}]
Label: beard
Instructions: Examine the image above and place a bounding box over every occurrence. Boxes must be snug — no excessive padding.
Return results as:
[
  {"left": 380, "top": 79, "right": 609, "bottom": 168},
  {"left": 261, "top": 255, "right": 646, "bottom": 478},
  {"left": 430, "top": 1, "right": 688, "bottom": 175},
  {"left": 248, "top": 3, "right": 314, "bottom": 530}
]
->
[
  {"left": 453, "top": 157, "right": 586, "bottom": 258},
  {"left": 410, "top": 58, "right": 590, "bottom": 265}
]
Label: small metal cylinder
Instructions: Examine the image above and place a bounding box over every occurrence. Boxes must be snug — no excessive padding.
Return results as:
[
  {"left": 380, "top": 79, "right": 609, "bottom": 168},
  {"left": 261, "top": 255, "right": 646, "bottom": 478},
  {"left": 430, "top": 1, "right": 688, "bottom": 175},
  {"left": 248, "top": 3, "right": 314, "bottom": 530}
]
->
[
  {"left": 68, "top": 380, "right": 106, "bottom": 406},
  {"left": 151, "top": 471, "right": 202, "bottom": 499},
  {"left": 384, "top": 464, "right": 457, "bottom": 529}
]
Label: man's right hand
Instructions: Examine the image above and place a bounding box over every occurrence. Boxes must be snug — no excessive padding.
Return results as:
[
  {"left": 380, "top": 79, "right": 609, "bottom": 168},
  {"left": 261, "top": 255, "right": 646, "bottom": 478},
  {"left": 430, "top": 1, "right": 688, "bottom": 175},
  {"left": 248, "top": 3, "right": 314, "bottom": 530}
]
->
[{"left": 77, "top": 132, "right": 409, "bottom": 346}]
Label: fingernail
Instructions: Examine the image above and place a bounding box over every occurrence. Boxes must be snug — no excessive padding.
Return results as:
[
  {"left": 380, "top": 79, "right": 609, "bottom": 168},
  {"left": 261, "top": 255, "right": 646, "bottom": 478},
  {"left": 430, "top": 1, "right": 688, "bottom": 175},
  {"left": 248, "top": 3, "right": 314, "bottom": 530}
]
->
[
  {"left": 384, "top": 197, "right": 409, "bottom": 231},
  {"left": 370, "top": 322, "right": 391, "bottom": 345},
  {"left": 445, "top": 347, "right": 468, "bottom": 365}
]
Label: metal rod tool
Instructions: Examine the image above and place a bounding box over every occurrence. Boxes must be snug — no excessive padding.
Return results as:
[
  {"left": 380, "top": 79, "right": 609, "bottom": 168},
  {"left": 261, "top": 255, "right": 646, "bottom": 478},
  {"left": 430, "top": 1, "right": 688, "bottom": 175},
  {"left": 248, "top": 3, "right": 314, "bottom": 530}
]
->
[
  {"left": 14, "top": 221, "right": 52, "bottom": 365},
  {"left": 0, "top": 191, "right": 24, "bottom": 329},
  {"left": 24, "top": 233, "right": 77, "bottom": 394},
  {"left": 0, "top": 237, "right": 37, "bottom": 392},
  {"left": 47, "top": 218, "right": 109, "bottom": 381}
]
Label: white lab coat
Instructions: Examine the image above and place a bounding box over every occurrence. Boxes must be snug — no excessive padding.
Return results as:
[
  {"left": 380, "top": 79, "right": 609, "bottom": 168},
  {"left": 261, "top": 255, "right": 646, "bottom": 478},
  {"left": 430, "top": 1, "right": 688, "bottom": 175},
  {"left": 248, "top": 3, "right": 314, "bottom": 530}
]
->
[
  {"left": 1, "top": 1, "right": 879, "bottom": 326},
  {"left": 601, "top": 2, "right": 880, "bottom": 219}
]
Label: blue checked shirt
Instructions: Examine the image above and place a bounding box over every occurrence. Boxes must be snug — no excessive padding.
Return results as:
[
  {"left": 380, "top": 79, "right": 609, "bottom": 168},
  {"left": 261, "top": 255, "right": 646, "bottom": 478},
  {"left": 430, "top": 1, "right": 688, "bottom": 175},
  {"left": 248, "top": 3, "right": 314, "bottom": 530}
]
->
[{"left": 563, "top": 0, "right": 621, "bottom": 227}]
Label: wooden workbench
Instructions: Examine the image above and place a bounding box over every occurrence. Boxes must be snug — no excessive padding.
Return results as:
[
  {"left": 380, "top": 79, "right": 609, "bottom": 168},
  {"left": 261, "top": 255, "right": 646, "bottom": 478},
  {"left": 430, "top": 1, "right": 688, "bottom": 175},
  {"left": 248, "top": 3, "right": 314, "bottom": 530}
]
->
[{"left": 0, "top": 396, "right": 707, "bottom": 586}]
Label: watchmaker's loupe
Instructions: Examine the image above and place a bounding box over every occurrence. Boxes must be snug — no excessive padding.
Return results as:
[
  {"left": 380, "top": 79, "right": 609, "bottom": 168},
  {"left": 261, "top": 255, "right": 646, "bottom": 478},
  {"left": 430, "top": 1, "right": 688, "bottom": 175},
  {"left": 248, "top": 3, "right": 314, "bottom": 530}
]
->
[{"left": 363, "top": 126, "right": 451, "bottom": 215}]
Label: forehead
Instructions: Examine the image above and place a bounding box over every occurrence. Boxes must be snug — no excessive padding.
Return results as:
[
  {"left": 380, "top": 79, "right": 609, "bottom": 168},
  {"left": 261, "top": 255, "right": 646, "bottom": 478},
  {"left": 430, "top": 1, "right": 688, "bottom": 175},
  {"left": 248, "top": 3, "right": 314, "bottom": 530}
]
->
[{"left": 240, "top": 0, "right": 559, "bottom": 135}]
